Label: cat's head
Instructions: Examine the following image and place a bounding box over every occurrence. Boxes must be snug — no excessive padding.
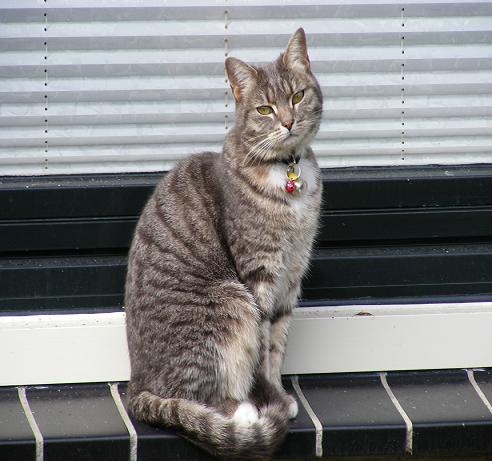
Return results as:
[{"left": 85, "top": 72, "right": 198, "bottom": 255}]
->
[{"left": 225, "top": 28, "right": 322, "bottom": 165}]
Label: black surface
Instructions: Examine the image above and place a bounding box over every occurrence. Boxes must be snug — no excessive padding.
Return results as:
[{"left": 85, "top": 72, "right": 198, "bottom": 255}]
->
[
  {"left": 3, "top": 239, "right": 491, "bottom": 312},
  {"left": 1, "top": 164, "right": 492, "bottom": 312},
  {"left": 4, "top": 371, "right": 492, "bottom": 459},
  {"left": 276, "top": 378, "right": 317, "bottom": 459},
  {"left": 321, "top": 165, "right": 492, "bottom": 210},
  {"left": 320, "top": 207, "right": 492, "bottom": 242},
  {"left": 306, "top": 243, "right": 492, "bottom": 300},
  {"left": 0, "top": 255, "right": 126, "bottom": 311},
  {"left": 2, "top": 165, "right": 492, "bottom": 218},
  {"left": 0, "top": 173, "right": 155, "bottom": 220},
  {"left": 387, "top": 370, "right": 492, "bottom": 456},
  {"left": 26, "top": 384, "right": 129, "bottom": 461},
  {"left": 0, "top": 388, "right": 35, "bottom": 461},
  {"left": 2, "top": 166, "right": 492, "bottom": 252},
  {"left": 298, "top": 374, "right": 406, "bottom": 456},
  {"left": 0, "top": 217, "right": 136, "bottom": 252},
  {"left": 474, "top": 369, "right": 492, "bottom": 407},
  {"left": 3, "top": 208, "right": 492, "bottom": 253}
]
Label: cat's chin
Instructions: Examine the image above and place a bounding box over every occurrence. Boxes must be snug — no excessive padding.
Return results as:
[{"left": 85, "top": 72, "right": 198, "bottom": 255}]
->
[{"left": 277, "top": 133, "right": 309, "bottom": 152}]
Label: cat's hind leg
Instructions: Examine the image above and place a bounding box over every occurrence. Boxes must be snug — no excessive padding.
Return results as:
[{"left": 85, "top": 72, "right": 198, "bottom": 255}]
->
[{"left": 212, "top": 280, "right": 261, "bottom": 404}]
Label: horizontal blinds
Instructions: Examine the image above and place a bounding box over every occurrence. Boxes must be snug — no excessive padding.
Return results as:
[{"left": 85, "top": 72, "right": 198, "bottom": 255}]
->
[{"left": 0, "top": 1, "right": 491, "bottom": 175}]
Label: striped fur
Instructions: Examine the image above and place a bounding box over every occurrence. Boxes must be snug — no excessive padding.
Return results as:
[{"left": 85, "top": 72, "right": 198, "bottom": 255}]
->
[
  {"left": 129, "top": 391, "right": 289, "bottom": 460},
  {"left": 125, "top": 28, "right": 322, "bottom": 459}
]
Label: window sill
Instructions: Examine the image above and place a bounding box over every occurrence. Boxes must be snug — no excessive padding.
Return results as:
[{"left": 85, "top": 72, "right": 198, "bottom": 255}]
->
[
  {"left": 3, "top": 370, "right": 492, "bottom": 460},
  {"left": 2, "top": 302, "right": 492, "bottom": 387}
]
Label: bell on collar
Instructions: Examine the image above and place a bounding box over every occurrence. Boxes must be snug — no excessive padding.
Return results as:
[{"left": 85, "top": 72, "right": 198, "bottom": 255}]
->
[{"left": 284, "top": 159, "right": 306, "bottom": 194}]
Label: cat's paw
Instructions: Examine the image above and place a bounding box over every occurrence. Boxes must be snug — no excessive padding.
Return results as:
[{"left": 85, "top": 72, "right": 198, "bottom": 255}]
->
[
  {"left": 286, "top": 395, "right": 298, "bottom": 419},
  {"left": 232, "top": 402, "right": 259, "bottom": 426}
]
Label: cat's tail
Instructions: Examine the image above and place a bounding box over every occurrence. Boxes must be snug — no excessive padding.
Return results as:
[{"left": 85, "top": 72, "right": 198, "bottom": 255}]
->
[{"left": 129, "top": 391, "right": 289, "bottom": 460}]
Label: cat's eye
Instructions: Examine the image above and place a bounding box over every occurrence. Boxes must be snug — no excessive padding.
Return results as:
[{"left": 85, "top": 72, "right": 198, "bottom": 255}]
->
[
  {"left": 292, "top": 90, "right": 304, "bottom": 105},
  {"left": 257, "top": 106, "right": 273, "bottom": 116}
]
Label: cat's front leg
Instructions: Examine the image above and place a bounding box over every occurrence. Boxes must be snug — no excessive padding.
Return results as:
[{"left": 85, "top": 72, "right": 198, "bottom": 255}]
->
[
  {"left": 269, "top": 281, "right": 301, "bottom": 385},
  {"left": 269, "top": 312, "right": 291, "bottom": 390},
  {"left": 269, "top": 312, "right": 298, "bottom": 419},
  {"left": 269, "top": 281, "right": 303, "bottom": 418},
  {"left": 243, "top": 268, "right": 298, "bottom": 415}
]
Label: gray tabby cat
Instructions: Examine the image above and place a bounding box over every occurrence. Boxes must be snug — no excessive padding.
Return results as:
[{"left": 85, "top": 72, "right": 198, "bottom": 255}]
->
[{"left": 125, "top": 28, "right": 323, "bottom": 459}]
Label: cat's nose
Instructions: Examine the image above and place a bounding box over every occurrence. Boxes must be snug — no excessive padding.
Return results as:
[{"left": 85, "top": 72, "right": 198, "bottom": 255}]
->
[{"left": 283, "top": 119, "right": 294, "bottom": 131}]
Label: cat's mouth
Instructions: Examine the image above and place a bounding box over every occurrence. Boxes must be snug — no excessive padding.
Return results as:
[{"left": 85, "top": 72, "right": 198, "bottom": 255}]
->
[
  {"left": 280, "top": 130, "right": 303, "bottom": 147},
  {"left": 278, "top": 129, "right": 298, "bottom": 141}
]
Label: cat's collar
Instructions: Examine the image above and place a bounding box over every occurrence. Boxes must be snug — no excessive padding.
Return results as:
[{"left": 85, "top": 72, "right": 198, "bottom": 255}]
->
[{"left": 280, "top": 152, "right": 301, "bottom": 165}]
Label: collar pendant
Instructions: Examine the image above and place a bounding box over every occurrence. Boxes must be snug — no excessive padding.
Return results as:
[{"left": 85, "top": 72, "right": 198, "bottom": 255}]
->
[{"left": 284, "top": 155, "right": 306, "bottom": 194}]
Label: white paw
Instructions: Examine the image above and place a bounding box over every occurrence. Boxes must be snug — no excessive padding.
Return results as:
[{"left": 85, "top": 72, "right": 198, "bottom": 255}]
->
[
  {"left": 287, "top": 396, "right": 298, "bottom": 419},
  {"left": 232, "top": 402, "right": 259, "bottom": 427}
]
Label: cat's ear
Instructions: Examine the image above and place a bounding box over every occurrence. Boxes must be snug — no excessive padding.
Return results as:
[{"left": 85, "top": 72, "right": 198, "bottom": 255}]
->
[
  {"left": 225, "top": 57, "right": 258, "bottom": 102},
  {"left": 283, "top": 28, "right": 310, "bottom": 72}
]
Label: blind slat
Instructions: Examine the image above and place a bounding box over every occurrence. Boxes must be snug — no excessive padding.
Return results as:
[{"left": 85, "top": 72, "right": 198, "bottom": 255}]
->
[{"left": 3, "top": 95, "right": 492, "bottom": 126}]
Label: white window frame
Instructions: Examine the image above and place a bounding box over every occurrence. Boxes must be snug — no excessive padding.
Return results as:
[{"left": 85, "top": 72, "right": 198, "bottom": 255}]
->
[{"left": 2, "top": 301, "right": 492, "bottom": 386}]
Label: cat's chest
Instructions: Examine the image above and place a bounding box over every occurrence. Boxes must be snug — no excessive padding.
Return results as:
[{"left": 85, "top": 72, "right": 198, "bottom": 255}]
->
[
  {"left": 266, "top": 157, "right": 320, "bottom": 219},
  {"left": 265, "top": 158, "right": 321, "bottom": 305}
]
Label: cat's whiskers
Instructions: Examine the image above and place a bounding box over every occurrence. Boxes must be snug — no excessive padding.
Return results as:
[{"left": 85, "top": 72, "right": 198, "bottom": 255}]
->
[
  {"left": 244, "top": 136, "right": 275, "bottom": 167},
  {"left": 254, "top": 132, "right": 285, "bottom": 164},
  {"left": 244, "top": 129, "right": 285, "bottom": 167},
  {"left": 249, "top": 138, "right": 277, "bottom": 166},
  {"left": 248, "top": 139, "right": 278, "bottom": 166}
]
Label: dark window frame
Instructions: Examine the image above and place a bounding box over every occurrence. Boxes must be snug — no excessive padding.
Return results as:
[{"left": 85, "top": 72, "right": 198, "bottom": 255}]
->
[{"left": 1, "top": 164, "right": 491, "bottom": 314}]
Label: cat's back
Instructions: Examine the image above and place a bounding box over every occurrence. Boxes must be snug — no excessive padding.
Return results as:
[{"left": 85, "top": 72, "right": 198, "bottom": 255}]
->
[
  {"left": 145, "top": 150, "right": 223, "bottom": 227},
  {"left": 137, "top": 151, "right": 222, "bottom": 235},
  {"left": 154, "top": 151, "right": 222, "bottom": 212},
  {"left": 125, "top": 152, "right": 234, "bottom": 310}
]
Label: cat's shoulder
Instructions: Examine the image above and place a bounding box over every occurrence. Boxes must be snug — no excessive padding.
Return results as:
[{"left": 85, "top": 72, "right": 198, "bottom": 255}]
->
[
  {"left": 157, "top": 151, "right": 222, "bottom": 188},
  {"left": 173, "top": 151, "right": 221, "bottom": 173}
]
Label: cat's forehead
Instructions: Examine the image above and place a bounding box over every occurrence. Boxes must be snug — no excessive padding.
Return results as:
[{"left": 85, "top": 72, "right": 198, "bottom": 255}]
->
[{"left": 254, "top": 61, "right": 302, "bottom": 102}]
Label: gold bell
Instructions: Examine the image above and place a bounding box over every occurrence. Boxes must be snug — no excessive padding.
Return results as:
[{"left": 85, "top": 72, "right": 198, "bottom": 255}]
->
[
  {"left": 286, "top": 163, "right": 301, "bottom": 181},
  {"left": 287, "top": 170, "right": 300, "bottom": 181}
]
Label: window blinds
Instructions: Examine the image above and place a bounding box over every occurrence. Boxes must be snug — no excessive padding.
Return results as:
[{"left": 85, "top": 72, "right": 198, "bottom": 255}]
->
[{"left": 1, "top": 0, "right": 491, "bottom": 176}]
